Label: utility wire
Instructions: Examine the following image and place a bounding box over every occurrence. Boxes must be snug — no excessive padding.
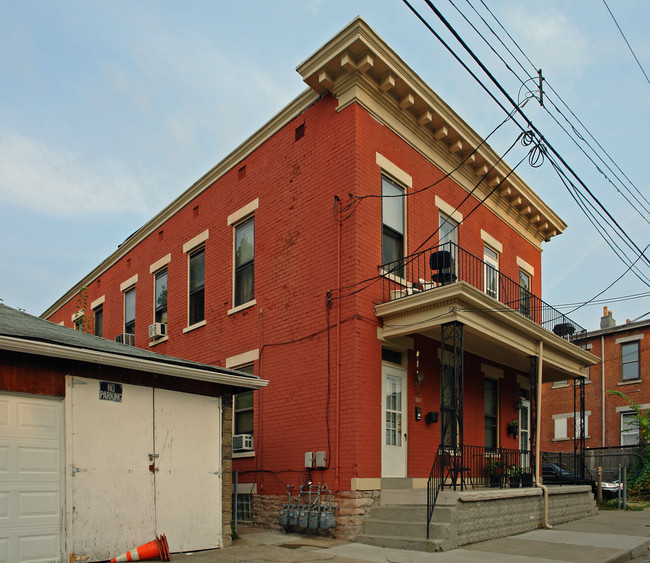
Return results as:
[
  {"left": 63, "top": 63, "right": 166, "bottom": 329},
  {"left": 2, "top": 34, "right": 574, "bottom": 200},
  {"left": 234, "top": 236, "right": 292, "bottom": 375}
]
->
[
  {"left": 602, "top": 0, "right": 650, "bottom": 87},
  {"left": 409, "top": 0, "right": 649, "bottom": 270}
]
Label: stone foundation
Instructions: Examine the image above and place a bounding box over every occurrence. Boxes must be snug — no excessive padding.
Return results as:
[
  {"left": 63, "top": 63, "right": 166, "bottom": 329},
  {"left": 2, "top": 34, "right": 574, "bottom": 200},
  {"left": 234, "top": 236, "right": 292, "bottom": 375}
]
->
[{"left": 248, "top": 490, "right": 381, "bottom": 540}]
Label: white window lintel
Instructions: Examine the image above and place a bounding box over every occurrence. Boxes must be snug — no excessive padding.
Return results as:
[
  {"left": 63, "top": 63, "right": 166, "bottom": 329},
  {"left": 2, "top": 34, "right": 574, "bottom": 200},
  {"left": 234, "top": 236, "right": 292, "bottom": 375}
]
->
[
  {"left": 183, "top": 230, "right": 209, "bottom": 253},
  {"left": 228, "top": 199, "right": 259, "bottom": 226},
  {"left": 150, "top": 253, "right": 172, "bottom": 274},
  {"left": 120, "top": 274, "right": 138, "bottom": 292}
]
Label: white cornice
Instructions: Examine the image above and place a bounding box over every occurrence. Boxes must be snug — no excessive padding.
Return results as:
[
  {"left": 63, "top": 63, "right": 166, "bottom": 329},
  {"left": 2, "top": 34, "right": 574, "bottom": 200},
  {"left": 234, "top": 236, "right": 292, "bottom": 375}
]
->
[
  {"left": 297, "top": 17, "right": 565, "bottom": 248},
  {"left": 0, "top": 335, "right": 268, "bottom": 390}
]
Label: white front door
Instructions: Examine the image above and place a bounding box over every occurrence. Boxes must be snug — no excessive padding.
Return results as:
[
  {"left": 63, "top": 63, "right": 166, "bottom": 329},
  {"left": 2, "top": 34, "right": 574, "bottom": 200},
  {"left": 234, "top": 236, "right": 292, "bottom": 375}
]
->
[
  {"left": 67, "top": 378, "right": 223, "bottom": 561},
  {"left": 0, "top": 394, "right": 63, "bottom": 563},
  {"left": 382, "top": 365, "right": 407, "bottom": 477}
]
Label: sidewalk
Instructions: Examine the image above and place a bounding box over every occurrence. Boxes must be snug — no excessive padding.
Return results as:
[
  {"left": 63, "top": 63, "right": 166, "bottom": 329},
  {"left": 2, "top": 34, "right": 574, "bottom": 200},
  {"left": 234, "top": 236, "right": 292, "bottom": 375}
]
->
[{"left": 173, "top": 510, "right": 650, "bottom": 562}]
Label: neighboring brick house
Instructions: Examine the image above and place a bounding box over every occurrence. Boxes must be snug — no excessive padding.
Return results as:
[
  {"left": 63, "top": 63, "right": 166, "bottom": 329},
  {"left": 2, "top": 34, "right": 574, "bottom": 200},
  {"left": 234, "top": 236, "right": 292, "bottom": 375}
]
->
[
  {"left": 43, "top": 18, "right": 597, "bottom": 545},
  {"left": 542, "top": 307, "right": 649, "bottom": 451}
]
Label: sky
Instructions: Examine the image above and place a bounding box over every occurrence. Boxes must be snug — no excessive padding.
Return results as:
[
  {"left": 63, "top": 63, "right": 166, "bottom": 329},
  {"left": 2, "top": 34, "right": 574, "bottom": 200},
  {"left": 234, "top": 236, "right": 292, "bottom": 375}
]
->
[{"left": 0, "top": 0, "right": 648, "bottom": 332}]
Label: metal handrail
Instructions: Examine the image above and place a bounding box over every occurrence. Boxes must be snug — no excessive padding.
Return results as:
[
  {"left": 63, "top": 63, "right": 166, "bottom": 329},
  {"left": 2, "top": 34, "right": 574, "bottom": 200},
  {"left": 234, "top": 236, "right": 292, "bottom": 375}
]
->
[{"left": 380, "top": 243, "right": 587, "bottom": 343}]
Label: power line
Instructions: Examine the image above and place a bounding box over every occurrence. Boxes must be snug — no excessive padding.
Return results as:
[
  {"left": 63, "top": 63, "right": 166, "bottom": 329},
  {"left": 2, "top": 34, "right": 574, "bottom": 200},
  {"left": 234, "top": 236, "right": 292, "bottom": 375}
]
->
[
  {"left": 407, "top": 0, "right": 649, "bottom": 273},
  {"left": 602, "top": 0, "right": 650, "bottom": 87}
]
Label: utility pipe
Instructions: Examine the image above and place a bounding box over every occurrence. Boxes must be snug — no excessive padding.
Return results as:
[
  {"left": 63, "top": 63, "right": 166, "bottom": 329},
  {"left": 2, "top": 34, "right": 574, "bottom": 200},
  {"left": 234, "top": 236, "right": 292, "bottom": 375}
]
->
[
  {"left": 535, "top": 339, "right": 553, "bottom": 529},
  {"left": 336, "top": 203, "right": 342, "bottom": 491}
]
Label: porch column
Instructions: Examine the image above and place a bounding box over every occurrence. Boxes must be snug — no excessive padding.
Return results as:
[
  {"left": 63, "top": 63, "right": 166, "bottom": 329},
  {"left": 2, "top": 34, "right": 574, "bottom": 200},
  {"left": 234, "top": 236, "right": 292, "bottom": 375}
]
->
[
  {"left": 529, "top": 355, "right": 538, "bottom": 473},
  {"left": 440, "top": 322, "right": 464, "bottom": 483}
]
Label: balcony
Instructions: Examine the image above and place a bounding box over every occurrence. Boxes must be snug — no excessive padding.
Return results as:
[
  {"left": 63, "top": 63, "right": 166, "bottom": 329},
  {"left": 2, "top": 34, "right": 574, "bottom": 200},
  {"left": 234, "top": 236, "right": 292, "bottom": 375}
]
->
[
  {"left": 376, "top": 243, "right": 595, "bottom": 382},
  {"left": 380, "top": 243, "right": 586, "bottom": 342}
]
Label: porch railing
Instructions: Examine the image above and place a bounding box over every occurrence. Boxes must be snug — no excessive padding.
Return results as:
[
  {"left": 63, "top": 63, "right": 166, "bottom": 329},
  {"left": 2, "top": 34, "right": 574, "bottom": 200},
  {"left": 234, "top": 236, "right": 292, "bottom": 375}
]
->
[
  {"left": 380, "top": 243, "right": 587, "bottom": 344},
  {"left": 426, "top": 443, "right": 535, "bottom": 538}
]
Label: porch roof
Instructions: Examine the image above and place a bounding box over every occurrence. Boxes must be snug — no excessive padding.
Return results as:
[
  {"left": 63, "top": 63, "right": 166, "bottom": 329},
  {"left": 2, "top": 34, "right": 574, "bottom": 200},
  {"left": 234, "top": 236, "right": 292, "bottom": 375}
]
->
[{"left": 375, "top": 281, "right": 598, "bottom": 382}]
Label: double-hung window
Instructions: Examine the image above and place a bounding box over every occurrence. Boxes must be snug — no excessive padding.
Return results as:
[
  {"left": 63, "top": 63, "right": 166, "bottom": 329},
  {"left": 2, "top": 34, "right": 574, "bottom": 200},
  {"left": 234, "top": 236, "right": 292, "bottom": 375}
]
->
[
  {"left": 381, "top": 175, "right": 405, "bottom": 277},
  {"left": 519, "top": 269, "right": 531, "bottom": 318},
  {"left": 235, "top": 218, "right": 254, "bottom": 307},
  {"left": 124, "top": 287, "right": 136, "bottom": 335},
  {"left": 154, "top": 269, "right": 168, "bottom": 325},
  {"left": 620, "top": 412, "right": 639, "bottom": 445},
  {"left": 189, "top": 248, "right": 205, "bottom": 326},
  {"left": 94, "top": 305, "right": 103, "bottom": 337},
  {"left": 620, "top": 341, "right": 640, "bottom": 381},
  {"left": 483, "top": 246, "right": 499, "bottom": 299},
  {"left": 484, "top": 378, "right": 498, "bottom": 449},
  {"left": 439, "top": 212, "right": 458, "bottom": 275}
]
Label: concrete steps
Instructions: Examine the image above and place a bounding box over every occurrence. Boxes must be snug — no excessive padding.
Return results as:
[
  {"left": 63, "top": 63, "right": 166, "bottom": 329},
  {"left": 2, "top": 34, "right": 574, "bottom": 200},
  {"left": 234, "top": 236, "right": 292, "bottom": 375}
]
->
[{"left": 357, "top": 502, "right": 458, "bottom": 552}]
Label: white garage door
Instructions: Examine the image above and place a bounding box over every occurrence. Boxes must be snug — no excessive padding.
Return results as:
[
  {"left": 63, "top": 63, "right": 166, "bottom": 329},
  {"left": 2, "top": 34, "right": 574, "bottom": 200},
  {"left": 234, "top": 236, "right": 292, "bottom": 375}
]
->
[
  {"left": 0, "top": 394, "right": 63, "bottom": 563},
  {"left": 67, "top": 377, "right": 222, "bottom": 561}
]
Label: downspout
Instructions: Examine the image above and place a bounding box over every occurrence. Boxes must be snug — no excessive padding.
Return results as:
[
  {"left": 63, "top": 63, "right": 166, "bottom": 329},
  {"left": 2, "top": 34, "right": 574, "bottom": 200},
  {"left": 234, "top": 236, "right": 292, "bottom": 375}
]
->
[
  {"left": 336, "top": 206, "right": 342, "bottom": 491},
  {"left": 535, "top": 339, "right": 553, "bottom": 529},
  {"left": 259, "top": 308, "right": 264, "bottom": 491},
  {"left": 601, "top": 335, "right": 605, "bottom": 447}
]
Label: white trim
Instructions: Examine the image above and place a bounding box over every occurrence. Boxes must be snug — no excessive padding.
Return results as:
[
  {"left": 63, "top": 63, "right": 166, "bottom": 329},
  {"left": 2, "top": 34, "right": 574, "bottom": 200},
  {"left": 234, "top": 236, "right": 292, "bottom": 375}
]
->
[
  {"left": 516, "top": 257, "right": 535, "bottom": 277},
  {"left": 480, "top": 230, "right": 503, "bottom": 254},
  {"left": 226, "top": 349, "right": 260, "bottom": 369},
  {"left": 120, "top": 275, "right": 138, "bottom": 291},
  {"left": 235, "top": 482, "right": 257, "bottom": 494},
  {"left": 435, "top": 196, "right": 463, "bottom": 222},
  {"left": 481, "top": 364, "right": 504, "bottom": 380},
  {"left": 615, "top": 333, "right": 644, "bottom": 345},
  {"left": 58, "top": 321, "right": 65, "bottom": 326},
  {"left": 0, "top": 335, "right": 267, "bottom": 389},
  {"left": 227, "top": 199, "right": 259, "bottom": 226},
  {"left": 228, "top": 300, "right": 257, "bottom": 316},
  {"left": 376, "top": 153, "right": 412, "bottom": 188},
  {"left": 71, "top": 310, "right": 84, "bottom": 322},
  {"left": 183, "top": 320, "right": 207, "bottom": 334},
  {"left": 616, "top": 403, "right": 650, "bottom": 413},
  {"left": 149, "top": 336, "right": 169, "bottom": 347},
  {"left": 183, "top": 229, "right": 209, "bottom": 253},
  {"left": 149, "top": 253, "right": 172, "bottom": 274},
  {"left": 233, "top": 451, "right": 255, "bottom": 459},
  {"left": 552, "top": 411, "right": 591, "bottom": 419},
  {"left": 90, "top": 295, "right": 105, "bottom": 309}
]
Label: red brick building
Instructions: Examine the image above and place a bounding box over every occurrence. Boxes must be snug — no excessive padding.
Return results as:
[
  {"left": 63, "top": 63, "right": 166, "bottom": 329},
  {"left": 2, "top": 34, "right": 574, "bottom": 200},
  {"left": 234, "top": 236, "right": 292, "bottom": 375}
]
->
[
  {"left": 542, "top": 307, "right": 649, "bottom": 451},
  {"left": 43, "top": 18, "right": 597, "bottom": 543}
]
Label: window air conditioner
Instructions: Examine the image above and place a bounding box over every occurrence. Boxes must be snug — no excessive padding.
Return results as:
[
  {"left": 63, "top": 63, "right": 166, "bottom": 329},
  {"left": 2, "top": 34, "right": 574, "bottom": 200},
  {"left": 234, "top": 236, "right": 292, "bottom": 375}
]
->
[
  {"left": 115, "top": 333, "right": 135, "bottom": 346},
  {"left": 149, "top": 323, "right": 167, "bottom": 339},
  {"left": 233, "top": 433, "right": 254, "bottom": 452}
]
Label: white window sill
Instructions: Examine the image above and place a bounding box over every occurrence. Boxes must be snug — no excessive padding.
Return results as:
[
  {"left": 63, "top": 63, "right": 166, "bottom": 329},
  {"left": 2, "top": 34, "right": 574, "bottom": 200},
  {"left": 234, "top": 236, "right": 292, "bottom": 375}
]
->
[
  {"left": 618, "top": 379, "right": 641, "bottom": 386},
  {"left": 233, "top": 451, "right": 255, "bottom": 459},
  {"left": 552, "top": 437, "right": 570, "bottom": 442},
  {"left": 552, "top": 383, "right": 569, "bottom": 389},
  {"left": 183, "top": 320, "right": 207, "bottom": 334},
  {"left": 149, "top": 335, "right": 169, "bottom": 347},
  {"left": 228, "top": 299, "right": 256, "bottom": 316}
]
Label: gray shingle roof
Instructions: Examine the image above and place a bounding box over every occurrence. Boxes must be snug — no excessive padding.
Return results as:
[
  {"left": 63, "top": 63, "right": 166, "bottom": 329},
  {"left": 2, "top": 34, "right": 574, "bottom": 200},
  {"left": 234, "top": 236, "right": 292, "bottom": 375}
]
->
[{"left": 0, "top": 304, "right": 256, "bottom": 380}]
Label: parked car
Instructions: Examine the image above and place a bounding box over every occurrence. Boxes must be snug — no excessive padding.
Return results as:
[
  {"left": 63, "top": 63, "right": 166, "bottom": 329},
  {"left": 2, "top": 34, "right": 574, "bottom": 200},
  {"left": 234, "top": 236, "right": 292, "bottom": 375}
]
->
[{"left": 541, "top": 462, "right": 622, "bottom": 499}]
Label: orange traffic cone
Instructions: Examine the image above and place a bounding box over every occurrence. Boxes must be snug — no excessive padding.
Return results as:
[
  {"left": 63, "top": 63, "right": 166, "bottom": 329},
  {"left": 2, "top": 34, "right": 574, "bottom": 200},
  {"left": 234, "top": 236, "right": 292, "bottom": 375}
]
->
[{"left": 110, "top": 534, "right": 170, "bottom": 562}]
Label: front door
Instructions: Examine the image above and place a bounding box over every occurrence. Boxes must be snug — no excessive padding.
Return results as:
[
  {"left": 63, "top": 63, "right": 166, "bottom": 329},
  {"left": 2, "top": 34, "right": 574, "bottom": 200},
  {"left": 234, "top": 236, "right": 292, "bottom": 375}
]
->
[
  {"left": 519, "top": 399, "right": 531, "bottom": 467},
  {"left": 382, "top": 364, "right": 407, "bottom": 477}
]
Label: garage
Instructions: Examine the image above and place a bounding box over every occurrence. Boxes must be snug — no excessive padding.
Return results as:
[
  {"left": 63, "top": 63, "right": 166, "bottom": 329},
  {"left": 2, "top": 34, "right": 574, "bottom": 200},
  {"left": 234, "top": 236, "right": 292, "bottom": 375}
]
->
[
  {"left": 67, "top": 378, "right": 222, "bottom": 560},
  {"left": 0, "top": 394, "right": 63, "bottom": 562},
  {"left": 0, "top": 304, "right": 267, "bottom": 562}
]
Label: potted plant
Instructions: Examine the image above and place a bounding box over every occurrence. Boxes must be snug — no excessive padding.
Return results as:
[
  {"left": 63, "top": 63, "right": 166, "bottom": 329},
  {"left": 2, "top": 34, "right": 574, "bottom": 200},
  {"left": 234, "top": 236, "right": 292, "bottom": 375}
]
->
[
  {"left": 507, "top": 419, "right": 519, "bottom": 439},
  {"left": 507, "top": 465, "right": 523, "bottom": 488},
  {"left": 486, "top": 458, "right": 503, "bottom": 487},
  {"left": 521, "top": 469, "right": 534, "bottom": 487}
]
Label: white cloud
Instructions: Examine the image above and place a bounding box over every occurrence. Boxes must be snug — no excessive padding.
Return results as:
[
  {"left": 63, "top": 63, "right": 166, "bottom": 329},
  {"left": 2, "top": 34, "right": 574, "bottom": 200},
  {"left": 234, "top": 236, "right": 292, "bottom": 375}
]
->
[{"left": 0, "top": 128, "right": 150, "bottom": 217}]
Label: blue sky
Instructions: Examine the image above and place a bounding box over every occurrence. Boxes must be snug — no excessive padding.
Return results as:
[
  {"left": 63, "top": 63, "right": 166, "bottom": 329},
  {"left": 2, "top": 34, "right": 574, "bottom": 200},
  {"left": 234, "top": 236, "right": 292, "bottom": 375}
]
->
[{"left": 0, "top": 0, "right": 648, "bottom": 331}]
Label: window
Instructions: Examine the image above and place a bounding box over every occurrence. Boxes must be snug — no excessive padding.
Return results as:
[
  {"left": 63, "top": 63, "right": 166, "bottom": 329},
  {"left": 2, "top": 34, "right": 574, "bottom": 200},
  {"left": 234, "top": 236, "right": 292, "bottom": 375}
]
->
[
  {"left": 74, "top": 318, "right": 83, "bottom": 331},
  {"left": 94, "top": 305, "right": 103, "bottom": 337},
  {"left": 439, "top": 212, "right": 458, "bottom": 276},
  {"left": 235, "top": 492, "right": 253, "bottom": 523},
  {"left": 621, "top": 341, "right": 640, "bottom": 381},
  {"left": 620, "top": 412, "right": 639, "bottom": 445},
  {"left": 554, "top": 417, "right": 568, "bottom": 440},
  {"left": 124, "top": 287, "right": 135, "bottom": 334},
  {"left": 189, "top": 247, "right": 205, "bottom": 326},
  {"left": 234, "top": 364, "right": 254, "bottom": 439},
  {"left": 154, "top": 269, "right": 168, "bottom": 325},
  {"left": 235, "top": 218, "right": 254, "bottom": 307},
  {"left": 574, "top": 413, "right": 589, "bottom": 439},
  {"left": 484, "top": 378, "right": 498, "bottom": 449},
  {"left": 483, "top": 246, "right": 499, "bottom": 299},
  {"left": 381, "top": 175, "right": 404, "bottom": 275},
  {"left": 519, "top": 270, "right": 531, "bottom": 318}
]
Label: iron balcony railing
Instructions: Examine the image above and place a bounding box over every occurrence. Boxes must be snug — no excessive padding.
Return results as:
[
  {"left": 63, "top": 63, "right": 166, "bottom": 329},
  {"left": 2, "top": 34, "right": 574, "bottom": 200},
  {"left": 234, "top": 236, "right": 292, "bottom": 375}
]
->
[
  {"left": 380, "top": 243, "right": 587, "bottom": 343},
  {"left": 427, "top": 443, "right": 536, "bottom": 538}
]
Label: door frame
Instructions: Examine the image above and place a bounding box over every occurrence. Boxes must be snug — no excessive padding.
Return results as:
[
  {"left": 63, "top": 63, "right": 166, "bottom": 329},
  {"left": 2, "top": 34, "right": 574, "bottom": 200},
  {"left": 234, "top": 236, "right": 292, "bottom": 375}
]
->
[{"left": 381, "top": 363, "right": 407, "bottom": 478}]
